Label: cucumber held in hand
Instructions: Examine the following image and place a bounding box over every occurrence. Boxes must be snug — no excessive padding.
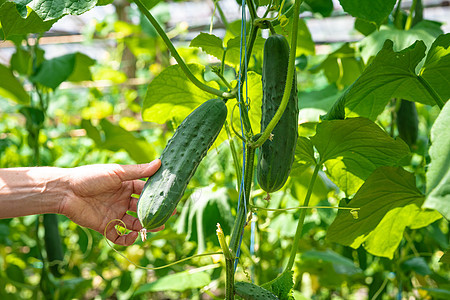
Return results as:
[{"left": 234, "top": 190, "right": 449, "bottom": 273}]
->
[
  {"left": 257, "top": 34, "right": 299, "bottom": 193},
  {"left": 138, "top": 99, "right": 227, "bottom": 230}
]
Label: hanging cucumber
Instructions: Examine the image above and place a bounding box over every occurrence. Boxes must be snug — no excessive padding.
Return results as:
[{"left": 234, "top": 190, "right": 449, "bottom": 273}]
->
[
  {"left": 138, "top": 99, "right": 227, "bottom": 230},
  {"left": 43, "top": 214, "right": 64, "bottom": 277},
  {"left": 396, "top": 99, "right": 418, "bottom": 148},
  {"left": 257, "top": 34, "right": 299, "bottom": 193}
]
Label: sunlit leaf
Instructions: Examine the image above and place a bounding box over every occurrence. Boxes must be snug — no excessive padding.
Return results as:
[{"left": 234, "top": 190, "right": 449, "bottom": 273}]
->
[
  {"left": 18, "top": 0, "right": 97, "bottom": 21},
  {"left": 423, "top": 100, "right": 450, "bottom": 220},
  {"left": 142, "top": 63, "right": 219, "bottom": 124},
  {"left": 0, "top": 63, "right": 30, "bottom": 104},
  {"left": 311, "top": 117, "right": 410, "bottom": 195},
  {"left": 133, "top": 269, "right": 212, "bottom": 294},
  {"left": 190, "top": 32, "right": 224, "bottom": 61},
  {"left": 327, "top": 166, "right": 440, "bottom": 258},
  {"left": 420, "top": 33, "right": 450, "bottom": 103}
]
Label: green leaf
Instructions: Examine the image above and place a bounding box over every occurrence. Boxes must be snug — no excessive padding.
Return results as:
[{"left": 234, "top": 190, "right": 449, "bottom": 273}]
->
[
  {"left": 420, "top": 33, "right": 450, "bottom": 103},
  {"left": 142, "top": 63, "right": 219, "bottom": 124},
  {"left": 189, "top": 32, "right": 224, "bottom": 61},
  {"left": 423, "top": 100, "right": 450, "bottom": 220},
  {"left": 235, "top": 281, "right": 279, "bottom": 300},
  {"left": 31, "top": 53, "right": 76, "bottom": 89},
  {"left": 261, "top": 270, "right": 294, "bottom": 300},
  {"left": 290, "top": 167, "right": 328, "bottom": 206},
  {"left": 311, "top": 118, "right": 410, "bottom": 195},
  {"left": 67, "top": 52, "right": 96, "bottom": 82},
  {"left": 419, "top": 288, "right": 450, "bottom": 299},
  {"left": 0, "top": 2, "right": 57, "bottom": 38},
  {"left": 339, "top": 0, "right": 396, "bottom": 27},
  {"left": 81, "top": 119, "right": 155, "bottom": 164},
  {"left": 401, "top": 257, "right": 432, "bottom": 276},
  {"left": 0, "top": 63, "right": 30, "bottom": 104},
  {"left": 303, "top": 0, "right": 334, "bottom": 17},
  {"left": 354, "top": 18, "right": 376, "bottom": 36},
  {"left": 278, "top": 18, "right": 315, "bottom": 56},
  {"left": 176, "top": 185, "right": 233, "bottom": 253},
  {"left": 299, "top": 85, "right": 344, "bottom": 122},
  {"left": 325, "top": 40, "right": 435, "bottom": 121},
  {"left": 300, "top": 249, "right": 363, "bottom": 276},
  {"left": 133, "top": 269, "right": 211, "bottom": 294},
  {"left": 225, "top": 35, "right": 265, "bottom": 66},
  {"left": 290, "top": 137, "right": 316, "bottom": 176},
  {"left": 440, "top": 250, "right": 450, "bottom": 264},
  {"left": 20, "top": 0, "right": 97, "bottom": 21},
  {"left": 359, "top": 22, "right": 443, "bottom": 64},
  {"left": 310, "top": 43, "right": 364, "bottom": 89},
  {"left": 327, "top": 166, "right": 440, "bottom": 259}
]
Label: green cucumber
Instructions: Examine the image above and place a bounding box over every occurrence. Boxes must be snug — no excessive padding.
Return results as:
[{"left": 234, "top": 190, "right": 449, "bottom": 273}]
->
[
  {"left": 235, "top": 281, "right": 279, "bottom": 299},
  {"left": 257, "top": 34, "right": 299, "bottom": 193},
  {"left": 396, "top": 99, "right": 418, "bottom": 148},
  {"left": 138, "top": 99, "right": 227, "bottom": 230},
  {"left": 43, "top": 214, "right": 64, "bottom": 277}
]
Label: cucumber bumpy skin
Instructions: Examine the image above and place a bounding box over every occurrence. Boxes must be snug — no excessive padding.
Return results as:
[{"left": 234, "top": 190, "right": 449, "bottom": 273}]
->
[
  {"left": 138, "top": 99, "right": 227, "bottom": 230},
  {"left": 257, "top": 34, "right": 299, "bottom": 193},
  {"left": 235, "top": 281, "right": 279, "bottom": 300}
]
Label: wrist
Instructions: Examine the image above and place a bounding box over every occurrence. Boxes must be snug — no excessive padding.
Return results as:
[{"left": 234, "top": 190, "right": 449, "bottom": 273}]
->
[{"left": 0, "top": 167, "right": 71, "bottom": 218}]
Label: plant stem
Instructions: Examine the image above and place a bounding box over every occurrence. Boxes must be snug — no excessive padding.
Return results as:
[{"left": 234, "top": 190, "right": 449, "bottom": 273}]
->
[
  {"left": 284, "top": 163, "right": 321, "bottom": 272},
  {"left": 252, "top": 0, "right": 303, "bottom": 148},
  {"left": 247, "top": 0, "right": 258, "bottom": 20},
  {"left": 417, "top": 75, "right": 445, "bottom": 109},
  {"left": 133, "top": 0, "right": 234, "bottom": 99},
  {"left": 229, "top": 144, "right": 256, "bottom": 256},
  {"left": 405, "top": 0, "right": 418, "bottom": 31},
  {"left": 225, "top": 122, "right": 243, "bottom": 189}
]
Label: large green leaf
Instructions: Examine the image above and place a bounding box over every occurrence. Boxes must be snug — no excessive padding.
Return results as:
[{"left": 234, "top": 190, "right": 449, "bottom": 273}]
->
[
  {"left": 327, "top": 166, "right": 441, "bottom": 258},
  {"left": 189, "top": 32, "right": 224, "bottom": 62},
  {"left": 423, "top": 101, "right": 450, "bottom": 220},
  {"left": 261, "top": 270, "right": 294, "bottom": 300},
  {"left": 0, "top": 63, "right": 30, "bottom": 104},
  {"left": 339, "top": 0, "right": 396, "bottom": 27},
  {"left": 0, "top": 2, "right": 57, "bottom": 38},
  {"left": 30, "top": 53, "right": 77, "bottom": 89},
  {"left": 278, "top": 18, "right": 315, "bottom": 56},
  {"left": 420, "top": 33, "right": 450, "bottom": 103},
  {"left": 18, "top": 0, "right": 97, "bottom": 21},
  {"left": 133, "top": 268, "right": 212, "bottom": 294},
  {"left": 81, "top": 119, "right": 155, "bottom": 164},
  {"left": 359, "top": 22, "right": 443, "bottom": 64},
  {"left": 67, "top": 52, "right": 96, "bottom": 82},
  {"left": 310, "top": 117, "right": 410, "bottom": 195},
  {"left": 142, "top": 63, "right": 220, "bottom": 124},
  {"left": 310, "top": 43, "right": 364, "bottom": 89},
  {"left": 298, "top": 249, "right": 363, "bottom": 287},
  {"left": 325, "top": 40, "right": 435, "bottom": 121}
]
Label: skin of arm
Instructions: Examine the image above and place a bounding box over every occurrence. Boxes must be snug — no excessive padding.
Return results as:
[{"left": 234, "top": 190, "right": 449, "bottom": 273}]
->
[{"left": 0, "top": 159, "right": 163, "bottom": 246}]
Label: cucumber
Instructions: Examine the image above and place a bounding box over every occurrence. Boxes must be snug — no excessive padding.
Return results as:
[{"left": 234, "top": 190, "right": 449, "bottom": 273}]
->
[
  {"left": 235, "top": 281, "right": 279, "bottom": 299},
  {"left": 257, "top": 34, "right": 299, "bottom": 193},
  {"left": 396, "top": 99, "right": 418, "bottom": 148},
  {"left": 43, "top": 214, "right": 64, "bottom": 277},
  {"left": 138, "top": 99, "right": 227, "bottom": 230}
]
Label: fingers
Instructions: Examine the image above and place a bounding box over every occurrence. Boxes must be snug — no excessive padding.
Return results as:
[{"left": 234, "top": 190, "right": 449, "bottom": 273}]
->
[
  {"left": 133, "top": 180, "right": 146, "bottom": 195},
  {"left": 109, "top": 231, "right": 139, "bottom": 247},
  {"left": 116, "top": 159, "right": 161, "bottom": 181}
]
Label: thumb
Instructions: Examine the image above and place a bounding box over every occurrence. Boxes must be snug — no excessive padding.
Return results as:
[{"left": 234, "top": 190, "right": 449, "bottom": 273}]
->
[{"left": 116, "top": 159, "right": 161, "bottom": 181}]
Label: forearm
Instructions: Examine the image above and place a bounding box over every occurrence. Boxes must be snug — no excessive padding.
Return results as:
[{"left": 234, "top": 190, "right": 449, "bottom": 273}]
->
[{"left": 0, "top": 167, "right": 69, "bottom": 218}]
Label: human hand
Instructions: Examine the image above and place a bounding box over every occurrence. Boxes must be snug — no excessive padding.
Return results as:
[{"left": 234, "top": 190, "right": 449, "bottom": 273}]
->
[{"left": 59, "top": 159, "right": 165, "bottom": 246}]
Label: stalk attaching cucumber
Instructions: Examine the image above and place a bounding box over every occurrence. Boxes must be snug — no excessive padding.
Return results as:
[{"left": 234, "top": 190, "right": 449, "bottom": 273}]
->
[
  {"left": 138, "top": 99, "right": 227, "bottom": 230},
  {"left": 257, "top": 34, "right": 299, "bottom": 193}
]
